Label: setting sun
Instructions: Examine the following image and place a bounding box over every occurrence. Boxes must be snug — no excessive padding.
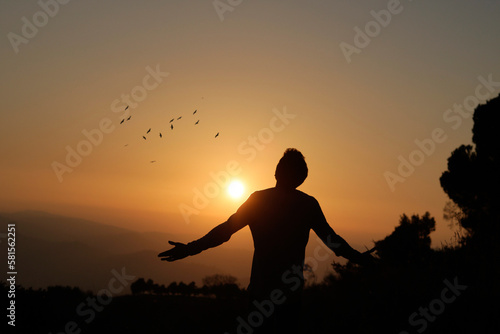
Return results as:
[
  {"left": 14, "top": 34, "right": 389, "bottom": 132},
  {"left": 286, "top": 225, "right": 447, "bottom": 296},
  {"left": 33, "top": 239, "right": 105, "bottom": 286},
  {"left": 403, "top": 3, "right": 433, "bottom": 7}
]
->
[{"left": 227, "top": 180, "right": 245, "bottom": 199}]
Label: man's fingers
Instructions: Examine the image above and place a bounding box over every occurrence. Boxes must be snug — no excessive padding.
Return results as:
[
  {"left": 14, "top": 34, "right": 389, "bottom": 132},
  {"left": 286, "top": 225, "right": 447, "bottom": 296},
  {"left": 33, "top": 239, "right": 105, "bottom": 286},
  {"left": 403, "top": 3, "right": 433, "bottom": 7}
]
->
[
  {"left": 362, "top": 247, "right": 376, "bottom": 254},
  {"left": 159, "top": 241, "right": 188, "bottom": 260},
  {"left": 158, "top": 249, "right": 174, "bottom": 257},
  {"left": 158, "top": 241, "right": 184, "bottom": 257}
]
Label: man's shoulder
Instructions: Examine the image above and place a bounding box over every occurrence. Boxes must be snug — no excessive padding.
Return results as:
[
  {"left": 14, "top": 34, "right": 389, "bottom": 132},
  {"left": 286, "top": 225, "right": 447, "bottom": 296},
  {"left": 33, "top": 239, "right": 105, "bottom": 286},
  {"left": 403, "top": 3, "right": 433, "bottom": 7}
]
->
[
  {"left": 294, "top": 189, "right": 319, "bottom": 204},
  {"left": 250, "top": 188, "right": 274, "bottom": 198}
]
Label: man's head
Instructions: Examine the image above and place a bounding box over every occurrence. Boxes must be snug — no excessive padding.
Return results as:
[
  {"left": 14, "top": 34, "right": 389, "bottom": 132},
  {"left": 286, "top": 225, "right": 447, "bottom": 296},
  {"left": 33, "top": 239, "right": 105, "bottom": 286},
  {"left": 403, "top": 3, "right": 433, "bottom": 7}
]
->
[{"left": 275, "top": 148, "right": 308, "bottom": 189}]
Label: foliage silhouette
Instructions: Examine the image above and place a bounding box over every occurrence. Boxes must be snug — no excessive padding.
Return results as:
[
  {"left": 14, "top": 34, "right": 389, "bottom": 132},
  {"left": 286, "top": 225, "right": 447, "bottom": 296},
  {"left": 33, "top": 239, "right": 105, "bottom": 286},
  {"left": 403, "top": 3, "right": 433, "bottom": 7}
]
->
[
  {"left": 130, "top": 278, "right": 201, "bottom": 296},
  {"left": 440, "top": 94, "right": 500, "bottom": 238},
  {"left": 130, "top": 277, "right": 147, "bottom": 295},
  {"left": 202, "top": 274, "right": 241, "bottom": 299},
  {"left": 374, "top": 212, "right": 436, "bottom": 266}
]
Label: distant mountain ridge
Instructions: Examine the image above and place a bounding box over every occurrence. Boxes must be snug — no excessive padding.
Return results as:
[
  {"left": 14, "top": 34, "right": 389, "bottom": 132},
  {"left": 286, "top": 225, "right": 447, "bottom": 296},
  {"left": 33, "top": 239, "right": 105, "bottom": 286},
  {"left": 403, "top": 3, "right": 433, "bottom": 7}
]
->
[
  {"left": 0, "top": 210, "right": 182, "bottom": 254},
  {"left": 0, "top": 211, "right": 253, "bottom": 293}
]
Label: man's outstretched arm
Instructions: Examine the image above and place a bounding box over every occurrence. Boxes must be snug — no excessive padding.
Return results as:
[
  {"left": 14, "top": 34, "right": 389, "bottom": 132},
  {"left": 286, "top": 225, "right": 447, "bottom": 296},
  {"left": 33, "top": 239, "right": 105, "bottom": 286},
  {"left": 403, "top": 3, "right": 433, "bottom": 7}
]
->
[
  {"left": 310, "top": 199, "right": 373, "bottom": 265},
  {"left": 158, "top": 193, "right": 255, "bottom": 262},
  {"left": 315, "top": 227, "right": 370, "bottom": 264},
  {"left": 158, "top": 215, "right": 247, "bottom": 261}
]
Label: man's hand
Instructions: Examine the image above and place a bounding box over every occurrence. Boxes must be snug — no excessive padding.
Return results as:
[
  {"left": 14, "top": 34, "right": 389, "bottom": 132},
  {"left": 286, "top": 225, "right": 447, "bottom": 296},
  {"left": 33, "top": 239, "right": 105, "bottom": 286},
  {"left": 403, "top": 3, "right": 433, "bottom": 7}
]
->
[
  {"left": 158, "top": 241, "right": 191, "bottom": 262},
  {"left": 352, "top": 247, "right": 377, "bottom": 266},
  {"left": 359, "top": 250, "right": 376, "bottom": 266}
]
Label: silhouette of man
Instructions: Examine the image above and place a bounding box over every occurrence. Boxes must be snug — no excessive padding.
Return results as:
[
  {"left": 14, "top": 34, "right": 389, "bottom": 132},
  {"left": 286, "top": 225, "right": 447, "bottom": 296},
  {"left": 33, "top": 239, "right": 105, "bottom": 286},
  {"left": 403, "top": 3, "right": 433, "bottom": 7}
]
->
[{"left": 159, "top": 148, "right": 373, "bottom": 333}]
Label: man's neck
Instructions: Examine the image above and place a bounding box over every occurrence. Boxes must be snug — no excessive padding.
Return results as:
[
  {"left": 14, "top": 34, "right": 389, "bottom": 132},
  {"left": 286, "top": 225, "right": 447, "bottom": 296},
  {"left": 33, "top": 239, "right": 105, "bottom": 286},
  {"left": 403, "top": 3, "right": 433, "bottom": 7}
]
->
[{"left": 275, "top": 182, "right": 296, "bottom": 190}]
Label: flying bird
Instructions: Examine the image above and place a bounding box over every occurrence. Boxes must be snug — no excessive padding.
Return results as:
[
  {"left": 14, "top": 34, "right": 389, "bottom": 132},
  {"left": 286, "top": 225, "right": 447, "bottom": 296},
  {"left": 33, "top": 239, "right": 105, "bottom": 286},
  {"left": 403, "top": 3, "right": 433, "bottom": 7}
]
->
[
  {"left": 120, "top": 119, "right": 124, "bottom": 124},
  {"left": 159, "top": 132, "right": 162, "bottom": 138},
  {"left": 125, "top": 105, "right": 129, "bottom": 111},
  {"left": 127, "top": 116, "right": 131, "bottom": 120},
  {"left": 143, "top": 136, "right": 146, "bottom": 140},
  {"left": 193, "top": 110, "right": 197, "bottom": 115},
  {"left": 171, "top": 124, "right": 173, "bottom": 130},
  {"left": 169, "top": 118, "right": 174, "bottom": 123},
  {"left": 195, "top": 120, "right": 199, "bottom": 125},
  {"left": 150, "top": 160, "right": 156, "bottom": 163},
  {"left": 177, "top": 116, "right": 182, "bottom": 120},
  {"left": 146, "top": 128, "right": 151, "bottom": 134},
  {"left": 215, "top": 132, "right": 219, "bottom": 138}
]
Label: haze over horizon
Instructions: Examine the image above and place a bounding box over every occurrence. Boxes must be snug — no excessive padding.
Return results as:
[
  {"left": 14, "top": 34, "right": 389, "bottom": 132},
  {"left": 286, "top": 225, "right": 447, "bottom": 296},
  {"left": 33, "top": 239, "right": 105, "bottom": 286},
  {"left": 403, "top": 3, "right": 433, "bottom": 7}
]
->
[{"left": 2, "top": 0, "right": 500, "bottom": 291}]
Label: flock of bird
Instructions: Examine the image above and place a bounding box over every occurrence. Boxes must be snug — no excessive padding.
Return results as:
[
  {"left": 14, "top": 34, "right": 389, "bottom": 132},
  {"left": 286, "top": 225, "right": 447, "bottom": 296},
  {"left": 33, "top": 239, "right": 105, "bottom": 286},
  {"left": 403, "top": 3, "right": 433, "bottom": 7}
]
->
[{"left": 119, "top": 106, "right": 219, "bottom": 163}]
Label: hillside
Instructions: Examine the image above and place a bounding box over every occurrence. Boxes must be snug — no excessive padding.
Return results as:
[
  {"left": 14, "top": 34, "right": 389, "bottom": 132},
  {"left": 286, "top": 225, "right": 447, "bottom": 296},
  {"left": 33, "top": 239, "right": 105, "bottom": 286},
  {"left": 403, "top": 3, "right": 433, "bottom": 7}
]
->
[{"left": 0, "top": 211, "right": 253, "bottom": 292}]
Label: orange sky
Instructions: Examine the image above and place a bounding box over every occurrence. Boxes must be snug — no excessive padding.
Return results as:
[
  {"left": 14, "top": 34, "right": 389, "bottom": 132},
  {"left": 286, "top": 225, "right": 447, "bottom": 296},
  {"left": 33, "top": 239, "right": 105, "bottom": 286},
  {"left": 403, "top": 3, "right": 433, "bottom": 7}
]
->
[{"left": 1, "top": 1, "right": 500, "bottom": 251}]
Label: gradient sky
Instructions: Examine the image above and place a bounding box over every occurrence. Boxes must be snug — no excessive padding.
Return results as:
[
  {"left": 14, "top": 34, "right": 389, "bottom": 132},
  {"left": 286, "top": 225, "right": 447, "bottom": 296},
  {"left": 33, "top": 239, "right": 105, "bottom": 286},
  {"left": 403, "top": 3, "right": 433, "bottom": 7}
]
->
[{"left": 1, "top": 0, "right": 500, "bottom": 249}]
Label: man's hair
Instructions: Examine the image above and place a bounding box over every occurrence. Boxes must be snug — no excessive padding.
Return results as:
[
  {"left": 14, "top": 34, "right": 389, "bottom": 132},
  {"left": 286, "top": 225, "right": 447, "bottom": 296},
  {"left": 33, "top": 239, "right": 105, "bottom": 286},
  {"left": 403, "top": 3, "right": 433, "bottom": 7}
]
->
[{"left": 275, "top": 148, "right": 308, "bottom": 188}]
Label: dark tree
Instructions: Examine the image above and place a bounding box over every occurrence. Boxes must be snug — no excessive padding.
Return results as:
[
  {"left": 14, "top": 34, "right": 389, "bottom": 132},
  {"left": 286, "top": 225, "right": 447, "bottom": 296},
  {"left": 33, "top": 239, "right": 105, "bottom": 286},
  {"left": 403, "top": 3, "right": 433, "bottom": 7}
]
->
[
  {"left": 167, "top": 281, "right": 178, "bottom": 295},
  {"left": 153, "top": 283, "right": 166, "bottom": 295},
  {"left": 440, "top": 94, "right": 500, "bottom": 237},
  {"left": 202, "top": 274, "right": 238, "bottom": 287},
  {"left": 201, "top": 274, "right": 240, "bottom": 299},
  {"left": 374, "top": 212, "right": 436, "bottom": 265},
  {"left": 186, "top": 281, "right": 197, "bottom": 296},
  {"left": 130, "top": 278, "right": 148, "bottom": 295},
  {"left": 177, "top": 281, "right": 189, "bottom": 296}
]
